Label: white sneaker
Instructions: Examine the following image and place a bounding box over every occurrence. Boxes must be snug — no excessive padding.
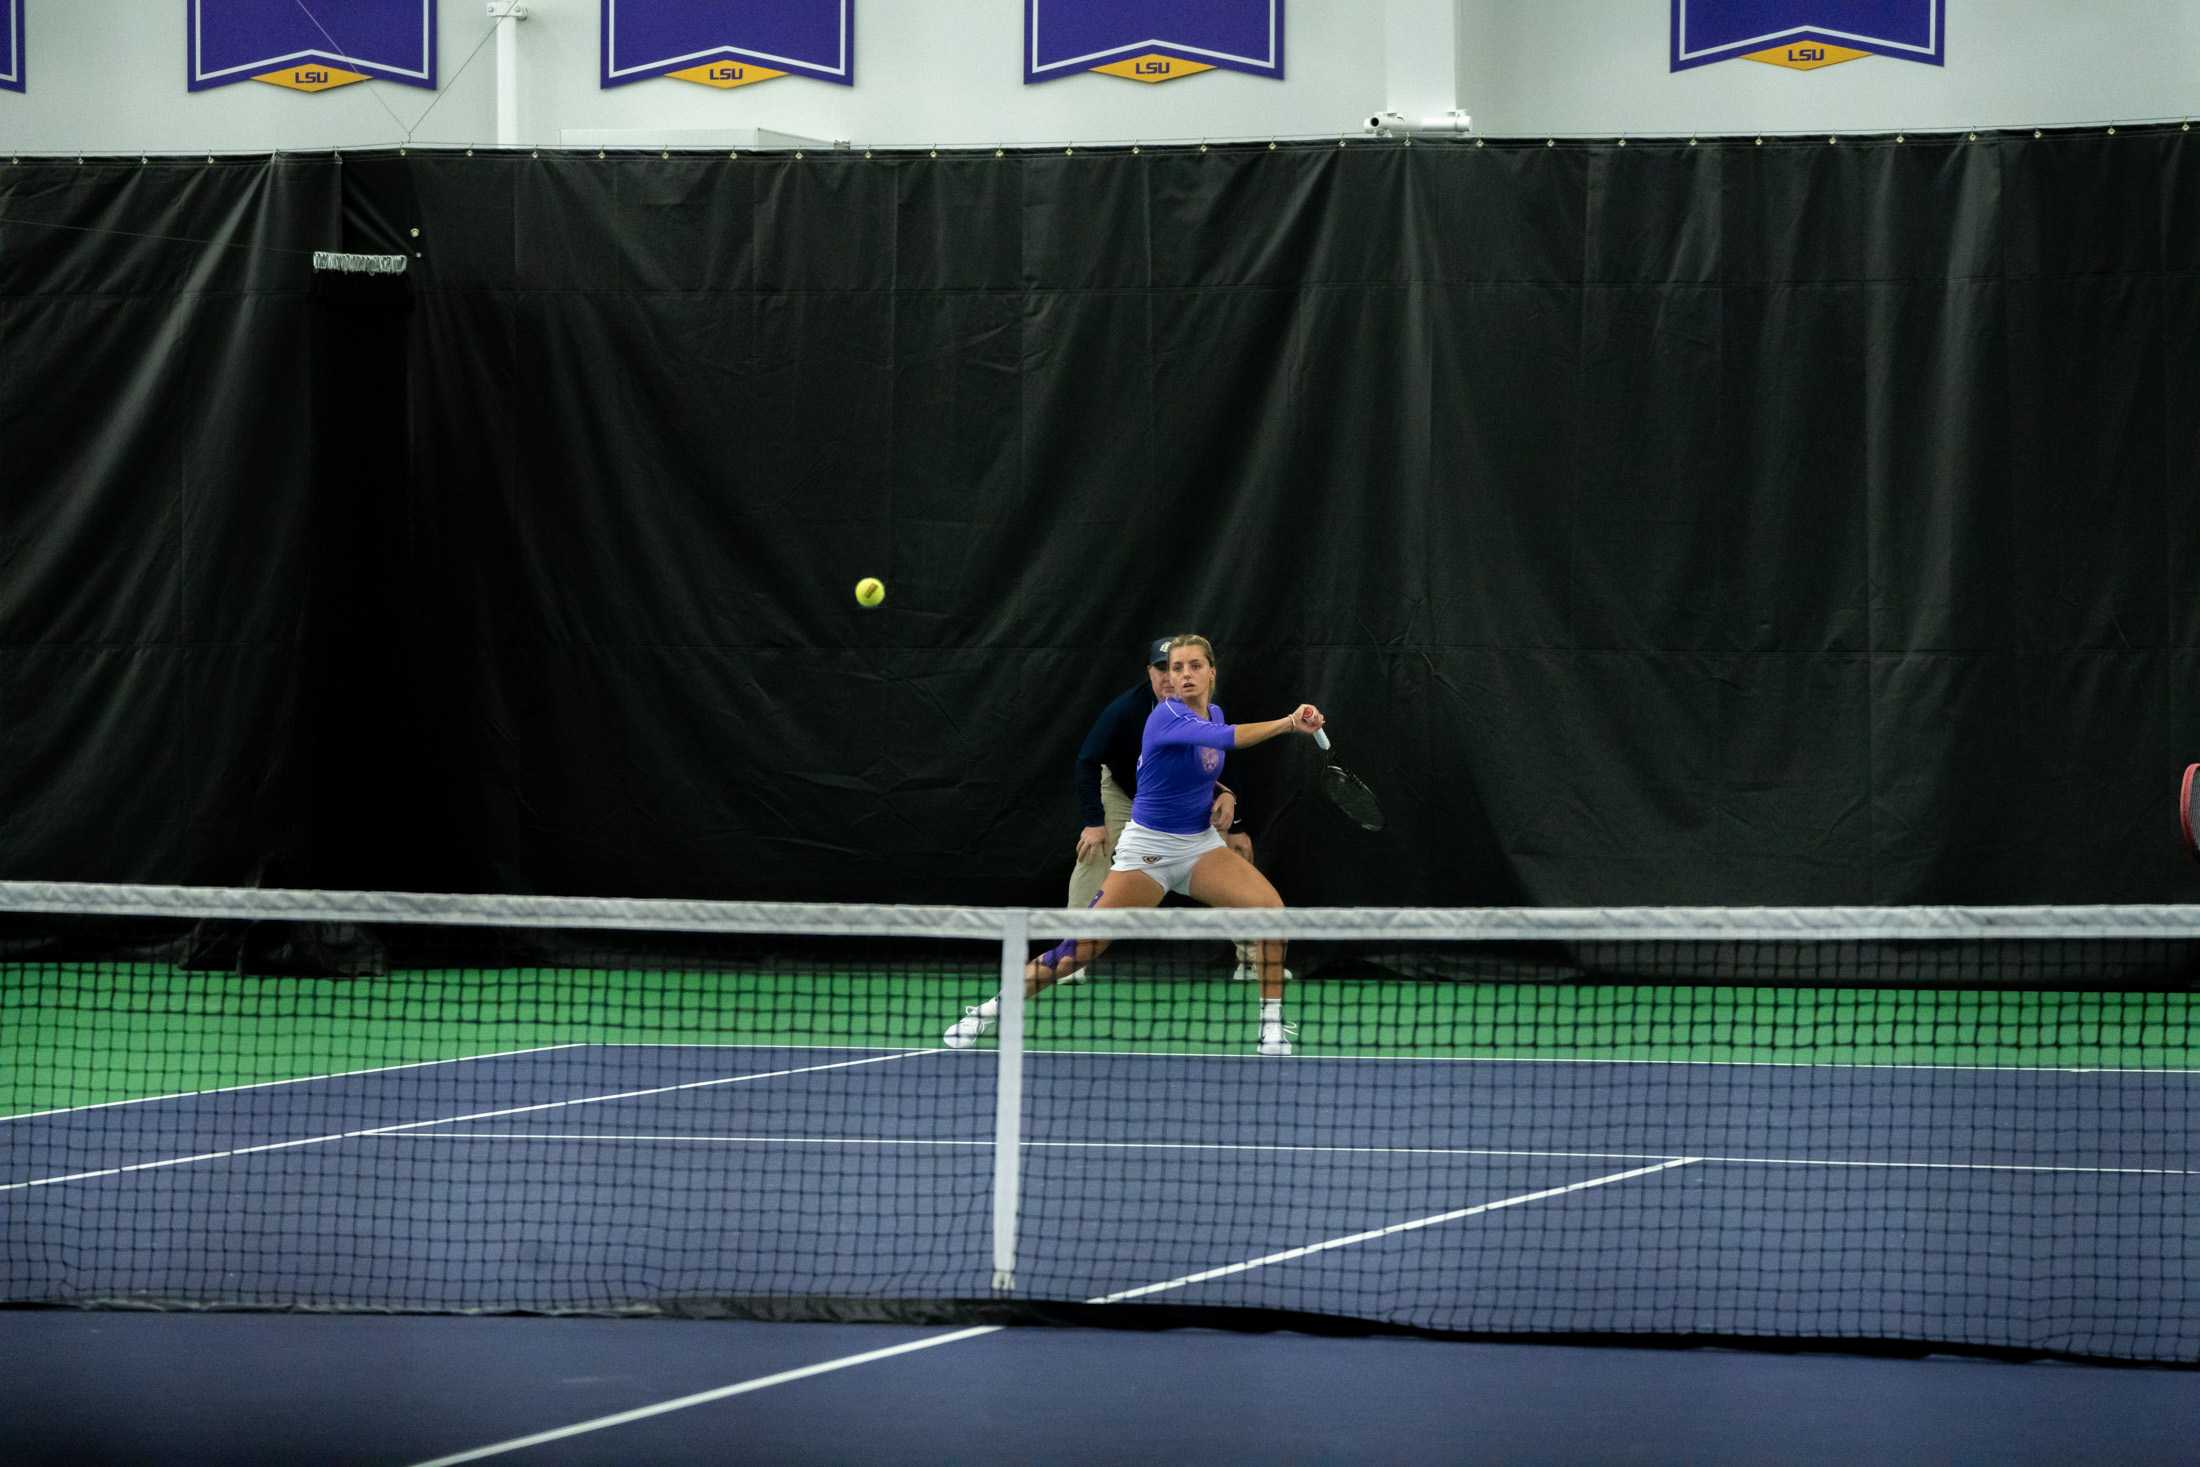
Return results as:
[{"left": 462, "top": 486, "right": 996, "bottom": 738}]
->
[
  {"left": 943, "top": 1007, "right": 995, "bottom": 1050},
  {"left": 1232, "top": 964, "right": 1294, "bottom": 983},
  {"left": 1257, "top": 1021, "right": 1297, "bottom": 1057}
]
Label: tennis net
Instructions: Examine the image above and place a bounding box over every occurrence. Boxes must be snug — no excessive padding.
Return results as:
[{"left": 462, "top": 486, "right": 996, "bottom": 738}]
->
[{"left": 2, "top": 882, "right": 2194, "bottom": 1363}]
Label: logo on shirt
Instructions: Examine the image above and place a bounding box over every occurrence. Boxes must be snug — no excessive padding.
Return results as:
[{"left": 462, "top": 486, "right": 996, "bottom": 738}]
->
[{"left": 1200, "top": 748, "right": 1221, "bottom": 774}]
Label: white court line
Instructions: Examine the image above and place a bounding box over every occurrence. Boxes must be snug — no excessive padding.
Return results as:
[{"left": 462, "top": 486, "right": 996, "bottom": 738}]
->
[
  {"left": 608, "top": 1039, "right": 2200, "bottom": 1076},
  {"left": 563, "top": 1043, "right": 937, "bottom": 1053},
  {"left": 408, "top": 1327, "right": 1008, "bottom": 1467},
  {"left": 407, "top": 1158, "right": 1693, "bottom": 1466},
  {"left": 379, "top": 1132, "right": 2197, "bottom": 1178},
  {"left": 11, "top": 1039, "right": 2186, "bottom": 1129},
  {"left": 1090, "top": 1158, "right": 1700, "bottom": 1302},
  {"left": 0, "top": 1050, "right": 939, "bottom": 1193},
  {"left": 0, "top": 1044, "right": 594, "bottom": 1124},
  {"left": 1003, "top": 1047, "right": 2200, "bottom": 1077}
]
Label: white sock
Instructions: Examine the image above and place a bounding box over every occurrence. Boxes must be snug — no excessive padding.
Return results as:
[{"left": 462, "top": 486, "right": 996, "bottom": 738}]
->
[
  {"left": 1261, "top": 999, "right": 1283, "bottom": 1024},
  {"left": 977, "top": 996, "right": 1001, "bottom": 1019}
]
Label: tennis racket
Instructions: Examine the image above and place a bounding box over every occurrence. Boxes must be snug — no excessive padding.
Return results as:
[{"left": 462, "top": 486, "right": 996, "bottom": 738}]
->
[
  {"left": 2181, "top": 763, "right": 2200, "bottom": 863},
  {"left": 1312, "top": 728, "right": 1385, "bottom": 831}
]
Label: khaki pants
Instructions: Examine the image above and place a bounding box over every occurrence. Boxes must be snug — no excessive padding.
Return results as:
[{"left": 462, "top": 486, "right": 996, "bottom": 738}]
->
[
  {"left": 1066, "top": 769, "right": 1136, "bottom": 909},
  {"left": 1069, "top": 769, "right": 1255, "bottom": 965}
]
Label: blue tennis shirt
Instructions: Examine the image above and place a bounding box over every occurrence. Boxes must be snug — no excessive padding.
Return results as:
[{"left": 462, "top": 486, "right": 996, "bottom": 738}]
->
[{"left": 1131, "top": 699, "right": 1232, "bottom": 834}]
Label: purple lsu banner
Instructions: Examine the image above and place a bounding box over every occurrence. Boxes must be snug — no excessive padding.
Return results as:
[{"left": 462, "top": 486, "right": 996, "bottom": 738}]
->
[
  {"left": 1026, "top": 0, "right": 1284, "bottom": 85},
  {"left": 1671, "top": 0, "right": 1946, "bottom": 72},
  {"left": 188, "top": 1, "right": 437, "bottom": 93},
  {"left": 601, "top": 1, "right": 853, "bottom": 90},
  {"left": 2, "top": 0, "right": 23, "bottom": 93}
]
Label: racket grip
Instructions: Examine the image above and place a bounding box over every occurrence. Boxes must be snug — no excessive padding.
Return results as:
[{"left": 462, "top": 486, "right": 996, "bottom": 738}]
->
[{"left": 1313, "top": 728, "right": 1331, "bottom": 751}]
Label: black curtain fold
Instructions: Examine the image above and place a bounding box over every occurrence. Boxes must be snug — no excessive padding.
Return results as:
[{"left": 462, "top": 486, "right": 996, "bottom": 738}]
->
[{"left": 2, "top": 158, "right": 338, "bottom": 884}]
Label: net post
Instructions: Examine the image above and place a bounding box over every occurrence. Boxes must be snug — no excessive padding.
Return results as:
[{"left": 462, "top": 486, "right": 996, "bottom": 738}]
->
[{"left": 989, "top": 910, "right": 1027, "bottom": 1294}]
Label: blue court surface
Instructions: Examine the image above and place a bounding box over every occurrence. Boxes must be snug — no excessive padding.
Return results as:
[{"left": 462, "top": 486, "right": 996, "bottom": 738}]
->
[{"left": 4, "top": 1040, "right": 2196, "bottom": 1460}]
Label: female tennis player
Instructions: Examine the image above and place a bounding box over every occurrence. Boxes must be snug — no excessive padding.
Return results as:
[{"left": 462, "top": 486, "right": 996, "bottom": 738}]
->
[{"left": 946, "top": 634, "right": 1324, "bottom": 1056}]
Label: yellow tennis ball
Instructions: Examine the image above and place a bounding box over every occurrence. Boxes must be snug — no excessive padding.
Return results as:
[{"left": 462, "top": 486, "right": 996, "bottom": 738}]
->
[{"left": 854, "top": 577, "right": 886, "bottom": 609}]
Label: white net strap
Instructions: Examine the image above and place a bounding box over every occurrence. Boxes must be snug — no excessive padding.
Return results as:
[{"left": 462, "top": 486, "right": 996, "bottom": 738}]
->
[{"left": 2, "top": 881, "right": 2198, "bottom": 944}]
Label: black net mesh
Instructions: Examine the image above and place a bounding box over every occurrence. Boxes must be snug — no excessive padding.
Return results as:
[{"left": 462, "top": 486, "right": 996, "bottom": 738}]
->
[{"left": 2, "top": 886, "right": 2194, "bottom": 1362}]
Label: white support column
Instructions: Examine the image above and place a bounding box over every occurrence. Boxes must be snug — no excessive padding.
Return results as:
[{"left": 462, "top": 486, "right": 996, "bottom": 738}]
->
[
  {"left": 489, "top": 2, "right": 529, "bottom": 148},
  {"left": 989, "top": 911, "right": 1028, "bottom": 1294},
  {"left": 1383, "top": 0, "right": 1462, "bottom": 123}
]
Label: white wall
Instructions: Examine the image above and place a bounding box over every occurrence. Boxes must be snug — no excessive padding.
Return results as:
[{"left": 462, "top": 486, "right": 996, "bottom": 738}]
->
[
  {"left": 0, "top": 0, "right": 1454, "bottom": 156},
  {"left": 2, "top": 2, "right": 2191, "bottom": 156},
  {"left": 1457, "top": 0, "right": 2200, "bottom": 138}
]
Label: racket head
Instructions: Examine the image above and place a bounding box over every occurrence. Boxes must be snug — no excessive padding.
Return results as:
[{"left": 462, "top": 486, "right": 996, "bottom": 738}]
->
[
  {"left": 1320, "top": 764, "right": 1386, "bottom": 832},
  {"left": 2182, "top": 764, "right": 2200, "bottom": 863}
]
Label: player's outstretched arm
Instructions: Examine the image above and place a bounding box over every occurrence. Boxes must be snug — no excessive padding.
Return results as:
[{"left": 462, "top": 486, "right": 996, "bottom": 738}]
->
[{"left": 1231, "top": 704, "right": 1324, "bottom": 750}]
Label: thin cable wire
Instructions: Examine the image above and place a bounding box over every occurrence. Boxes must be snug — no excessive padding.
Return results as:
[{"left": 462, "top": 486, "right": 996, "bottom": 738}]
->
[
  {"left": 399, "top": 7, "right": 513, "bottom": 144},
  {"left": 290, "top": 1, "right": 414, "bottom": 143},
  {"left": 0, "top": 213, "right": 317, "bottom": 258},
  {"left": 286, "top": 1, "right": 506, "bottom": 147}
]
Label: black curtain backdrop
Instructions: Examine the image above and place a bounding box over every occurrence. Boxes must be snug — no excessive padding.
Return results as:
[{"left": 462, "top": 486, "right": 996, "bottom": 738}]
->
[
  {"left": 0, "top": 156, "right": 338, "bottom": 886},
  {"left": 3, "top": 132, "right": 2196, "bottom": 906}
]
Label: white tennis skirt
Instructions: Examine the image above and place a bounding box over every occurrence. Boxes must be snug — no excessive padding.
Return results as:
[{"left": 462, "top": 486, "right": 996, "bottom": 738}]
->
[{"left": 1109, "top": 820, "right": 1226, "bottom": 897}]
